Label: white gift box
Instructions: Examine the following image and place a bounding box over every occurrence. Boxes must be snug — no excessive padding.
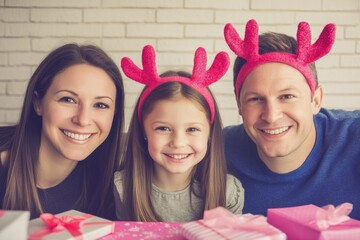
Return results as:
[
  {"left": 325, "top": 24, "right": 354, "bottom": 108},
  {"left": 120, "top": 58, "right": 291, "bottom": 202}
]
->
[
  {"left": 28, "top": 209, "right": 114, "bottom": 240},
  {"left": 0, "top": 210, "right": 30, "bottom": 240}
]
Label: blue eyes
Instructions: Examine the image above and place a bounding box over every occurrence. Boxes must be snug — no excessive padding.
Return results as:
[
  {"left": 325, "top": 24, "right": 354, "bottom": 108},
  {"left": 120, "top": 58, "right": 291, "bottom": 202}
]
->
[
  {"left": 58, "top": 97, "right": 110, "bottom": 109},
  {"left": 155, "top": 127, "right": 200, "bottom": 132},
  {"left": 95, "top": 103, "right": 110, "bottom": 109},
  {"left": 247, "top": 95, "right": 295, "bottom": 103},
  {"left": 156, "top": 126, "right": 170, "bottom": 131},
  {"left": 59, "top": 96, "right": 76, "bottom": 103}
]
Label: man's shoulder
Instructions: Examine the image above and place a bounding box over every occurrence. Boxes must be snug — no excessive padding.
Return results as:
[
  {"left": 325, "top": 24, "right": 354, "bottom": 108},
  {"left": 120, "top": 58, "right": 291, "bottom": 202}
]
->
[
  {"left": 223, "top": 124, "right": 244, "bottom": 136},
  {"left": 317, "top": 108, "right": 360, "bottom": 121},
  {"left": 316, "top": 108, "right": 360, "bottom": 129}
]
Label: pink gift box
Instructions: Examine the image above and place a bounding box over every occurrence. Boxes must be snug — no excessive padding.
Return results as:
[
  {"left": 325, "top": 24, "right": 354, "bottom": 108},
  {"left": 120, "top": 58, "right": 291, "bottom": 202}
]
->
[
  {"left": 181, "top": 207, "right": 286, "bottom": 240},
  {"left": 0, "top": 210, "right": 30, "bottom": 240},
  {"left": 99, "top": 221, "right": 185, "bottom": 239},
  {"left": 27, "top": 209, "right": 114, "bottom": 240},
  {"left": 267, "top": 203, "right": 360, "bottom": 240}
]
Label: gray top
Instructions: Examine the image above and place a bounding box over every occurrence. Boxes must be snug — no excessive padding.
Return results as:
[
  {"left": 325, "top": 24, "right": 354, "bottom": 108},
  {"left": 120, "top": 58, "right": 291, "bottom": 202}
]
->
[{"left": 114, "top": 170, "right": 244, "bottom": 222}]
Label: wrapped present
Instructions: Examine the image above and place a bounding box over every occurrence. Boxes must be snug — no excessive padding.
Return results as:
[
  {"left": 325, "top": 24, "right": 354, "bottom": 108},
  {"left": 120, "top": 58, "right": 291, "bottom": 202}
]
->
[
  {"left": 267, "top": 203, "right": 360, "bottom": 240},
  {"left": 99, "top": 221, "right": 185, "bottom": 240},
  {"left": 28, "top": 209, "right": 114, "bottom": 240},
  {"left": 0, "top": 210, "right": 30, "bottom": 240},
  {"left": 181, "top": 207, "right": 286, "bottom": 240}
]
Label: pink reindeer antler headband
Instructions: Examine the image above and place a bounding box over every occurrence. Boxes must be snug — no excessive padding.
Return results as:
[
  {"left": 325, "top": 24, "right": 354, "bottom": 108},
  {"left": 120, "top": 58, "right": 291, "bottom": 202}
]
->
[
  {"left": 224, "top": 19, "right": 336, "bottom": 99},
  {"left": 121, "top": 45, "right": 230, "bottom": 123}
]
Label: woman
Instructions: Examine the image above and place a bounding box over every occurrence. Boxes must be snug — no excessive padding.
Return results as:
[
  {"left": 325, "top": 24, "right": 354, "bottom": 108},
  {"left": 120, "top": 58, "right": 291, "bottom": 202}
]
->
[{"left": 0, "top": 43, "right": 124, "bottom": 220}]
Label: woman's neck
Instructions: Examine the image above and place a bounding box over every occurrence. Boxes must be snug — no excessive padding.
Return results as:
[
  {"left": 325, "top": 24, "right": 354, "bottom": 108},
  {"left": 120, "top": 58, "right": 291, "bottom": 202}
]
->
[{"left": 36, "top": 145, "right": 78, "bottom": 189}]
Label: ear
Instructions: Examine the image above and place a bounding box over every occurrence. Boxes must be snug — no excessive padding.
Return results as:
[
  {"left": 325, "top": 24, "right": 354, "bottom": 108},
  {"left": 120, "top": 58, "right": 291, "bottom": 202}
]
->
[
  {"left": 33, "top": 91, "right": 42, "bottom": 116},
  {"left": 312, "top": 85, "right": 323, "bottom": 114}
]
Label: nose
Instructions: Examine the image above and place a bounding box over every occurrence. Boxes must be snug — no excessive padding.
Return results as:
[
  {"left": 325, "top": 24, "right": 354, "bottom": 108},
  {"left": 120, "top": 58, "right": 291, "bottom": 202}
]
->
[
  {"left": 72, "top": 105, "right": 92, "bottom": 126},
  {"left": 169, "top": 131, "right": 186, "bottom": 148},
  {"left": 261, "top": 100, "right": 283, "bottom": 123}
]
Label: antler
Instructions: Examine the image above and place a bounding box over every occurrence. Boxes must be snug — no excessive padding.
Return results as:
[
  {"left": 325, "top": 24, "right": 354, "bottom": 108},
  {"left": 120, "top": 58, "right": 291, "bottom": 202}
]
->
[
  {"left": 297, "top": 22, "right": 336, "bottom": 64},
  {"left": 121, "top": 44, "right": 230, "bottom": 124},
  {"left": 122, "top": 45, "right": 229, "bottom": 90},
  {"left": 224, "top": 19, "right": 259, "bottom": 61},
  {"left": 120, "top": 45, "right": 160, "bottom": 85},
  {"left": 192, "top": 47, "right": 230, "bottom": 86},
  {"left": 224, "top": 19, "right": 336, "bottom": 97}
]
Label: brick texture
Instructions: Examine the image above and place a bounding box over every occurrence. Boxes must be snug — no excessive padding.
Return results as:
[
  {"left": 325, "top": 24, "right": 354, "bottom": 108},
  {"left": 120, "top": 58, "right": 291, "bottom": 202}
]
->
[{"left": 0, "top": 0, "right": 359, "bottom": 128}]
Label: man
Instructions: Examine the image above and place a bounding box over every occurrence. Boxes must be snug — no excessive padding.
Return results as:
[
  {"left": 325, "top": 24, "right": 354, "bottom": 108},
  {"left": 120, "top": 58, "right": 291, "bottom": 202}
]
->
[{"left": 223, "top": 19, "right": 360, "bottom": 219}]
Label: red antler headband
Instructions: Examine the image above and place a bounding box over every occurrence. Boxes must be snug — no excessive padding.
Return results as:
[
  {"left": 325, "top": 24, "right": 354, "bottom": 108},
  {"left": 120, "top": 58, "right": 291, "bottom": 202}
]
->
[
  {"left": 224, "top": 19, "right": 336, "bottom": 99},
  {"left": 121, "top": 45, "right": 230, "bottom": 124}
]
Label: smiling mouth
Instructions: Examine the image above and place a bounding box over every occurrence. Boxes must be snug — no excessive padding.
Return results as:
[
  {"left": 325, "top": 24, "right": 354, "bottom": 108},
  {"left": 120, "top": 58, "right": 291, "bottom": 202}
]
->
[
  {"left": 62, "top": 130, "right": 92, "bottom": 141},
  {"left": 165, "top": 154, "right": 191, "bottom": 160},
  {"left": 262, "top": 126, "right": 289, "bottom": 135}
]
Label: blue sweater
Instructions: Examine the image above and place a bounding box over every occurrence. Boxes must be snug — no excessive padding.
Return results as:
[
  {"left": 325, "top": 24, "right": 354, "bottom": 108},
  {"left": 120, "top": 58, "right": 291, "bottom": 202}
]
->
[{"left": 223, "top": 108, "right": 360, "bottom": 219}]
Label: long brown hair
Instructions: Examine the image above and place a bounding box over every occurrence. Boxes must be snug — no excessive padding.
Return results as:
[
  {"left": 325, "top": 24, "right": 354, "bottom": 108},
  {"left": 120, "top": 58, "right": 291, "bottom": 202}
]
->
[
  {"left": 121, "top": 72, "right": 227, "bottom": 221},
  {"left": 0, "top": 43, "right": 124, "bottom": 219}
]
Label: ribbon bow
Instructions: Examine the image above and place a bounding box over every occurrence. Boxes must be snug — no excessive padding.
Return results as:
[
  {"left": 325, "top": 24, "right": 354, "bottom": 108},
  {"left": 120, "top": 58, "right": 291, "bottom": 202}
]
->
[
  {"left": 315, "top": 203, "right": 353, "bottom": 229},
  {"left": 41, "top": 213, "right": 89, "bottom": 232},
  {"left": 28, "top": 213, "right": 93, "bottom": 240},
  {"left": 200, "top": 207, "right": 278, "bottom": 237}
]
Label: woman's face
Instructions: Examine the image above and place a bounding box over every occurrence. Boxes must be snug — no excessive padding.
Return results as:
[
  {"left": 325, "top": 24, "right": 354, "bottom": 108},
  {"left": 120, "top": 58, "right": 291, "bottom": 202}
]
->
[{"left": 34, "top": 64, "right": 116, "bottom": 163}]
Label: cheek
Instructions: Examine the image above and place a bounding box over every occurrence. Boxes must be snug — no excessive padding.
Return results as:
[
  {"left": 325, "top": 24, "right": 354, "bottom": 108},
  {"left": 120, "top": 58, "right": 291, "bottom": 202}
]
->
[
  {"left": 193, "top": 135, "right": 209, "bottom": 154},
  {"left": 146, "top": 135, "right": 164, "bottom": 153},
  {"left": 240, "top": 107, "right": 259, "bottom": 123},
  {"left": 97, "top": 112, "right": 116, "bottom": 132}
]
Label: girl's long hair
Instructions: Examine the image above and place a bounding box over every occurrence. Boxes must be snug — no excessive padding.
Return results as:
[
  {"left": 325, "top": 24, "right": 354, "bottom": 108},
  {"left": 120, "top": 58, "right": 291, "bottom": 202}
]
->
[
  {"left": 0, "top": 43, "right": 124, "bottom": 219},
  {"left": 121, "top": 74, "right": 227, "bottom": 221}
]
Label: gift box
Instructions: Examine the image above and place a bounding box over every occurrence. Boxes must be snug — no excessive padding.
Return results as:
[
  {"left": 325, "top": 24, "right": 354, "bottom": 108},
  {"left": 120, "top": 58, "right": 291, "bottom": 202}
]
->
[
  {"left": 0, "top": 210, "right": 30, "bottom": 240},
  {"left": 99, "top": 221, "right": 185, "bottom": 240},
  {"left": 27, "top": 209, "right": 114, "bottom": 240},
  {"left": 267, "top": 203, "right": 360, "bottom": 240},
  {"left": 181, "top": 207, "right": 286, "bottom": 240}
]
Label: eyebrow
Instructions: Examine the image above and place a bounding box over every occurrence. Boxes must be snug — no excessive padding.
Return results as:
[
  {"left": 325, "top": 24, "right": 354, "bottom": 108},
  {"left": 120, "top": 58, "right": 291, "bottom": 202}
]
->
[{"left": 55, "top": 90, "right": 114, "bottom": 103}]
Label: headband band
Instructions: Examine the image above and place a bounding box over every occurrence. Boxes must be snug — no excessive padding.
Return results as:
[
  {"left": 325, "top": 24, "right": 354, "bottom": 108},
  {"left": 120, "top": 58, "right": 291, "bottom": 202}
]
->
[
  {"left": 224, "top": 19, "right": 336, "bottom": 99},
  {"left": 121, "top": 45, "right": 230, "bottom": 124}
]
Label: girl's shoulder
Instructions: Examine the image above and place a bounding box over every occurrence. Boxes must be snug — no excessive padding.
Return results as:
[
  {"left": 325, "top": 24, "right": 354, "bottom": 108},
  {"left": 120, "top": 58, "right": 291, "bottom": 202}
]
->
[
  {"left": 114, "top": 170, "right": 125, "bottom": 184},
  {"left": 0, "top": 151, "right": 8, "bottom": 166},
  {"left": 225, "top": 174, "right": 244, "bottom": 214},
  {"left": 225, "top": 174, "right": 244, "bottom": 193}
]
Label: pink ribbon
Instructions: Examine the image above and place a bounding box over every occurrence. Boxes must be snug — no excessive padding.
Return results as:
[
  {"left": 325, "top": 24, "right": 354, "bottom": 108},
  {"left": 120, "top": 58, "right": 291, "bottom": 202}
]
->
[
  {"left": 198, "top": 207, "right": 278, "bottom": 237},
  {"left": 28, "top": 213, "right": 114, "bottom": 240},
  {"left": 0, "top": 210, "right": 5, "bottom": 217},
  {"left": 314, "top": 203, "right": 353, "bottom": 230}
]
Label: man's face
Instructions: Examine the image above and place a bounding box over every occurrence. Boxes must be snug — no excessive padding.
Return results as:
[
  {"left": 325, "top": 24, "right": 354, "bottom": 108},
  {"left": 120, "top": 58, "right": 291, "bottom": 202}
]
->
[{"left": 237, "top": 62, "right": 322, "bottom": 172}]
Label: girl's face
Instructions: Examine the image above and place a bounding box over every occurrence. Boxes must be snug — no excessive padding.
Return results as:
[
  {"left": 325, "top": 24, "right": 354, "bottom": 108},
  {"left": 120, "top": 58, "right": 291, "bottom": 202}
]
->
[
  {"left": 143, "top": 94, "right": 210, "bottom": 181},
  {"left": 34, "top": 64, "right": 116, "bottom": 163}
]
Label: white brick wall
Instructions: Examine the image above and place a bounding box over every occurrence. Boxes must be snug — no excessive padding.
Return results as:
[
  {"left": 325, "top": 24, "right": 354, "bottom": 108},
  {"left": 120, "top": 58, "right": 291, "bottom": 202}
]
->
[{"left": 0, "top": 0, "right": 359, "bottom": 128}]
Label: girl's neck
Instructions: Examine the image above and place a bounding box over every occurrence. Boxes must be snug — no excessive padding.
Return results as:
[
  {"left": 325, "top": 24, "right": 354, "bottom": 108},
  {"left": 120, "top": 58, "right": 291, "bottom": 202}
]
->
[{"left": 152, "top": 168, "right": 192, "bottom": 192}]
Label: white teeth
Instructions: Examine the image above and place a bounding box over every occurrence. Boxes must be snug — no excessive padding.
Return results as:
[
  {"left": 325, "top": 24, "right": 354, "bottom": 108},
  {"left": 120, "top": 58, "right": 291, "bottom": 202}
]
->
[
  {"left": 263, "top": 127, "right": 289, "bottom": 135},
  {"left": 167, "top": 154, "right": 189, "bottom": 159},
  {"left": 63, "top": 130, "right": 91, "bottom": 140}
]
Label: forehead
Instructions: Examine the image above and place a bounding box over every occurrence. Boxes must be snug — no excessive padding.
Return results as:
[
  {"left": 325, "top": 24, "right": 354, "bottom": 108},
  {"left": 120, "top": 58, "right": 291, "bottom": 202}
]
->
[
  {"left": 49, "top": 64, "right": 116, "bottom": 95},
  {"left": 241, "top": 62, "right": 310, "bottom": 94},
  {"left": 145, "top": 95, "right": 208, "bottom": 123}
]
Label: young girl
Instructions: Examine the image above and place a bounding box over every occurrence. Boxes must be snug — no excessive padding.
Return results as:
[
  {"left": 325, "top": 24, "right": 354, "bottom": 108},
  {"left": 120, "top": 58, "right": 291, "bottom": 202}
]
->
[
  {"left": 114, "top": 45, "right": 244, "bottom": 222},
  {"left": 0, "top": 43, "right": 125, "bottom": 220}
]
